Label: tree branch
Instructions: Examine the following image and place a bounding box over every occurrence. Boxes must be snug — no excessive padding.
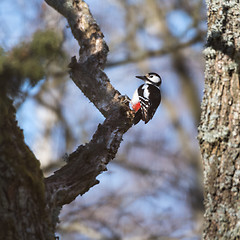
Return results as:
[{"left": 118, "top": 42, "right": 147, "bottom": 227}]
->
[
  {"left": 44, "top": 0, "right": 134, "bottom": 211},
  {"left": 106, "top": 33, "right": 204, "bottom": 67},
  {"left": 45, "top": 114, "right": 131, "bottom": 206},
  {"left": 45, "top": 0, "right": 125, "bottom": 117}
]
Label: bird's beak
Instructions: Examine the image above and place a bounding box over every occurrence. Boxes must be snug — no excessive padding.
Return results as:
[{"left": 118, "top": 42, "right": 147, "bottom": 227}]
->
[{"left": 135, "top": 75, "right": 147, "bottom": 81}]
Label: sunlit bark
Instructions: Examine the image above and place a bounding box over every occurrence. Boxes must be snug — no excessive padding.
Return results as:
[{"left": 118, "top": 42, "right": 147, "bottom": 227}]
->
[{"left": 198, "top": 1, "right": 240, "bottom": 239}]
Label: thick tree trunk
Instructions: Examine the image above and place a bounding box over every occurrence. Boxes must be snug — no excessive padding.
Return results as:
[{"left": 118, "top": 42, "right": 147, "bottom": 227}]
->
[
  {"left": 0, "top": 96, "right": 53, "bottom": 240},
  {"left": 198, "top": 1, "right": 240, "bottom": 239}
]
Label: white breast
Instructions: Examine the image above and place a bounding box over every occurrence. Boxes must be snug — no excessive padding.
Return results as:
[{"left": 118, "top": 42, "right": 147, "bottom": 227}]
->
[{"left": 131, "top": 88, "right": 139, "bottom": 105}]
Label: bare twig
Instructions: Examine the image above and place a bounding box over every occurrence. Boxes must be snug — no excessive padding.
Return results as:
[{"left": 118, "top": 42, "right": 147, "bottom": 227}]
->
[{"left": 106, "top": 33, "right": 203, "bottom": 67}]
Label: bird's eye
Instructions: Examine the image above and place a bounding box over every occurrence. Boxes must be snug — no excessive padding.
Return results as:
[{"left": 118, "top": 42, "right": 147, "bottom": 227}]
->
[{"left": 149, "top": 75, "right": 153, "bottom": 78}]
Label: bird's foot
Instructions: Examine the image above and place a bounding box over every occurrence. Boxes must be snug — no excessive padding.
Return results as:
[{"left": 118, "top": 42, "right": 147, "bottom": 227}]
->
[{"left": 118, "top": 94, "right": 131, "bottom": 105}]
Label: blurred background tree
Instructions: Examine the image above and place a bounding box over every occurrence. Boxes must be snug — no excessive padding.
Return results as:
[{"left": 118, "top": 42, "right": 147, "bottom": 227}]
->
[{"left": 0, "top": 0, "right": 206, "bottom": 239}]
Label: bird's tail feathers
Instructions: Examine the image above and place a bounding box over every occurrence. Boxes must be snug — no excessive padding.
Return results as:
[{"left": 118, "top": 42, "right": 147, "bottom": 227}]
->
[{"left": 133, "top": 110, "right": 142, "bottom": 125}]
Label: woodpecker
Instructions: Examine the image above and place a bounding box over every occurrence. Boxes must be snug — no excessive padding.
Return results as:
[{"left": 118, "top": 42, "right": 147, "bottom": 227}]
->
[{"left": 131, "top": 72, "right": 162, "bottom": 124}]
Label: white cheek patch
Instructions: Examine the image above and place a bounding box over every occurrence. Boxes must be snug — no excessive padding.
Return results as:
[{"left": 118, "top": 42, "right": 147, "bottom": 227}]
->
[{"left": 151, "top": 75, "right": 160, "bottom": 83}]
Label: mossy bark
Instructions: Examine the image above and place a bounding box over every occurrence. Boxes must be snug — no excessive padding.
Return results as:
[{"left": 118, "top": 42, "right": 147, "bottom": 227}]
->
[
  {"left": 0, "top": 96, "right": 53, "bottom": 240},
  {"left": 198, "top": 1, "right": 240, "bottom": 239}
]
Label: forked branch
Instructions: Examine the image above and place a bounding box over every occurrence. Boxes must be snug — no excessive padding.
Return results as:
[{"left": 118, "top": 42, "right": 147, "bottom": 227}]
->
[{"left": 44, "top": 0, "right": 134, "bottom": 209}]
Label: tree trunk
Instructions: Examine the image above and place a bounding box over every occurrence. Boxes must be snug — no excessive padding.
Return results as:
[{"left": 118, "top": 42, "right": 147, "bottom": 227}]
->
[
  {"left": 198, "top": 1, "right": 240, "bottom": 239},
  {"left": 0, "top": 96, "right": 53, "bottom": 240}
]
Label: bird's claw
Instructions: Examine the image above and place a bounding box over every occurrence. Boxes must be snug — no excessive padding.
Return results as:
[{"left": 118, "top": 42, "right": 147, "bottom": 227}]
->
[{"left": 118, "top": 94, "right": 131, "bottom": 105}]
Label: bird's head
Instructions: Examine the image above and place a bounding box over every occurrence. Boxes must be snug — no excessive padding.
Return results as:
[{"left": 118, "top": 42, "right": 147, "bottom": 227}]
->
[{"left": 136, "top": 72, "right": 162, "bottom": 87}]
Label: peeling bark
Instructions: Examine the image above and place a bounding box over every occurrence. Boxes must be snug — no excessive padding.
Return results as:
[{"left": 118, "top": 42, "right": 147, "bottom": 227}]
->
[{"left": 198, "top": 1, "right": 240, "bottom": 239}]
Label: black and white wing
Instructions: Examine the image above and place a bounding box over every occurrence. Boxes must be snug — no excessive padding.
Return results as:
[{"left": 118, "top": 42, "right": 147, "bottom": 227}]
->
[{"left": 138, "top": 84, "right": 161, "bottom": 124}]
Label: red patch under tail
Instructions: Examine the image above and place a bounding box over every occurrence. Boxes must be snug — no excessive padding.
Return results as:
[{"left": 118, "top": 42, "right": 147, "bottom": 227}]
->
[{"left": 132, "top": 102, "right": 141, "bottom": 112}]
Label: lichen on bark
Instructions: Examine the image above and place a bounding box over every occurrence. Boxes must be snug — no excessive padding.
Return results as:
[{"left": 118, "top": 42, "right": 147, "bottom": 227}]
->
[{"left": 198, "top": 0, "right": 240, "bottom": 239}]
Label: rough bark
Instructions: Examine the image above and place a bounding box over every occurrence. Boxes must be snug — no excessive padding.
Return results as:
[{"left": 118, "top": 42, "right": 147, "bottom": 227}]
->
[
  {"left": 1, "top": 0, "right": 134, "bottom": 238},
  {"left": 0, "top": 96, "right": 53, "bottom": 240},
  {"left": 44, "top": 0, "right": 134, "bottom": 211},
  {"left": 198, "top": 1, "right": 240, "bottom": 239}
]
